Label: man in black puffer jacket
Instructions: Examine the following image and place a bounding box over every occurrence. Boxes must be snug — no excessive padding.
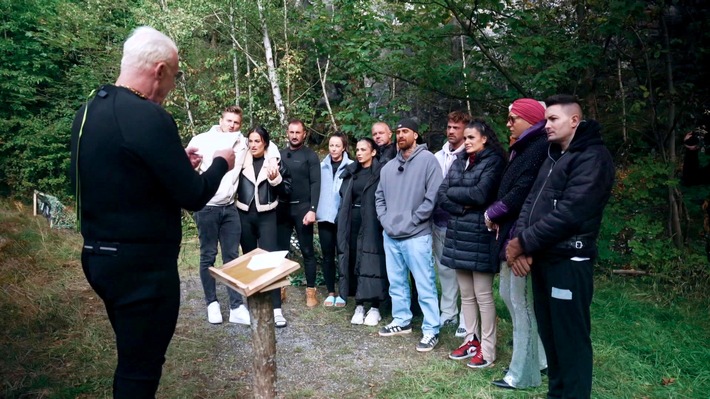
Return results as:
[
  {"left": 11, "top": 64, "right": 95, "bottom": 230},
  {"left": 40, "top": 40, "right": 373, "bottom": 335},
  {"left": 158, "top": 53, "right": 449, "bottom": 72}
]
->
[{"left": 506, "top": 94, "right": 615, "bottom": 399}]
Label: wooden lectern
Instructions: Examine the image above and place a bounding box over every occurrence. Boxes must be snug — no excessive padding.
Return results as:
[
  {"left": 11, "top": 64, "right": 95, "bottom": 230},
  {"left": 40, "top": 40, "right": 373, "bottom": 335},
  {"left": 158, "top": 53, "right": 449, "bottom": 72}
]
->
[{"left": 209, "top": 248, "right": 300, "bottom": 399}]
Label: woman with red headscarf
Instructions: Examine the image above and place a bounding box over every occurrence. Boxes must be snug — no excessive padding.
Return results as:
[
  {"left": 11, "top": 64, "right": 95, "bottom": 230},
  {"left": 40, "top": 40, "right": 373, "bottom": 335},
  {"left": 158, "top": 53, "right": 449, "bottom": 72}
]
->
[{"left": 485, "top": 98, "right": 549, "bottom": 389}]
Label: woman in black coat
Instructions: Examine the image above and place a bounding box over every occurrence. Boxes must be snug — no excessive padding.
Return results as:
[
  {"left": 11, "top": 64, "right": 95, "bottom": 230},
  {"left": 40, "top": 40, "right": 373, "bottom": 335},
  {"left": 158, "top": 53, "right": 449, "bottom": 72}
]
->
[
  {"left": 438, "top": 119, "right": 506, "bottom": 369},
  {"left": 337, "top": 138, "right": 388, "bottom": 327}
]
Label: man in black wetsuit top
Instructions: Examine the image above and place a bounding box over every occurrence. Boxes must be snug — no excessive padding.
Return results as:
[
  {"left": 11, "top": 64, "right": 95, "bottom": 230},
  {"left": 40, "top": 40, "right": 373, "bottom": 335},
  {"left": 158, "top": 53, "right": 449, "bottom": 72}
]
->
[
  {"left": 70, "top": 26, "right": 235, "bottom": 398},
  {"left": 277, "top": 118, "right": 321, "bottom": 307}
]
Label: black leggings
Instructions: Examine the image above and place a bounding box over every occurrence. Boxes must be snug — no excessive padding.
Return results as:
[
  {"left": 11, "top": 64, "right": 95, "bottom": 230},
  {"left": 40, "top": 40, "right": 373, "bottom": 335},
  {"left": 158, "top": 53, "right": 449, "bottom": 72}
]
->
[
  {"left": 276, "top": 202, "right": 317, "bottom": 287},
  {"left": 239, "top": 208, "right": 281, "bottom": 308},
  {"left": 318, "top": 221, "right": 337, "bottom": 293}
]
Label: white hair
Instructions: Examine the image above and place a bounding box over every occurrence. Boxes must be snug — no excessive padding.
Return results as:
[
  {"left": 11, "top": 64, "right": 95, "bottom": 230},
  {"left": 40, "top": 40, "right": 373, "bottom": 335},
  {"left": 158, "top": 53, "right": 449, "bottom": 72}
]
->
[{"left": 120, "top": 26, "right": 177, "bottom": 72}]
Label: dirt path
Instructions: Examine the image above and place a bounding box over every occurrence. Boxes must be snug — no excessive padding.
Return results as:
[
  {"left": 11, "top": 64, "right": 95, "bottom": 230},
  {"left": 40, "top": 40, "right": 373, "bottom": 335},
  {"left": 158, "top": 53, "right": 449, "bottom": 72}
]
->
[{"left": 178, "top": 275, "right": 441, "bottom": 399}]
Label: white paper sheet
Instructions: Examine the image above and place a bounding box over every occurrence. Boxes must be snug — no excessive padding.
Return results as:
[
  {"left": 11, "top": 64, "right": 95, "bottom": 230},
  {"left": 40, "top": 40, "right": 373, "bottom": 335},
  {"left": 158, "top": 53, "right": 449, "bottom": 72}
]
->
[{"left": 247, "top": 250, "right": 289, "bottom": 270}]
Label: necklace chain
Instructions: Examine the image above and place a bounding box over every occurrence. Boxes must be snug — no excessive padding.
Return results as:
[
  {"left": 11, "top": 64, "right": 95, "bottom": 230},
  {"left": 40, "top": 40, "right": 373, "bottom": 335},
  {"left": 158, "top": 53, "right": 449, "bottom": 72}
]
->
[{"left": 117, "top": 85, "right": 147, "bottom": 100}]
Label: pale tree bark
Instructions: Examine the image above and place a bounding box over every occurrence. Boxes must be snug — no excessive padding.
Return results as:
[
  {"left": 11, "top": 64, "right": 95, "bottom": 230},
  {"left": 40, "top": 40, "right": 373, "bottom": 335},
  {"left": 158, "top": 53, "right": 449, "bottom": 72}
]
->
[
  {"left": 257, "top": 0, "right": 288, "bottom": 127},
  {"left": 316, "top": 54, "right": 337, "bottom": 131},
  {"left": 229, "top": 1, "right": 240, "bottom": 106},
  {"left": 460, "top": 34, "right": 471, "bottom": 114},
  {"left": 178, "top": 75, "right": 196, "bottom": 135},
  {"left": 617, "top": 57, "right": 627, "bottom": 142}
]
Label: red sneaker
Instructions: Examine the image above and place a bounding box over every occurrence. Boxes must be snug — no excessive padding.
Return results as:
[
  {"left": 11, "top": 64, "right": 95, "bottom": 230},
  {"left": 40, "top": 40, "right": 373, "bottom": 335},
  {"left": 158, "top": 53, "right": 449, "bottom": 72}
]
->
[
  {"left": 449, "top": 335, "right": 480, "bottom": 360},
  {"left": 467, "top": 349, "right": 492, "bottom": 368}
]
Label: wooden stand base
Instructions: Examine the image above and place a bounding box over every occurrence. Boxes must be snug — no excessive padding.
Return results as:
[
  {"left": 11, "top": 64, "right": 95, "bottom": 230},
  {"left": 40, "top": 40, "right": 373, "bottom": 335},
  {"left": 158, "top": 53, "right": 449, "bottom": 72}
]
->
[{"left": 249, "top": 291, "right": 277, "bottom": 399}]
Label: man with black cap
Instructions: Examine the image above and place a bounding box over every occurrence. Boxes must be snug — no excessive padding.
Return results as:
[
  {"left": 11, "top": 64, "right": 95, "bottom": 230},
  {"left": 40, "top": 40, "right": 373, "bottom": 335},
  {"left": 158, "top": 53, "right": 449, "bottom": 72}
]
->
[{"left": 375, "top": 118, "right": 443, "bottom": 352}]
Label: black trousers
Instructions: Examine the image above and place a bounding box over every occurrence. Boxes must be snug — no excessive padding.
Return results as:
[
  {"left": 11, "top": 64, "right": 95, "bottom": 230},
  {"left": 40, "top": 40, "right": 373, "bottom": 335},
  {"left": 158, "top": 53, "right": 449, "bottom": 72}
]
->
[
  {"left": 317, "top": 221, "right": 337, "bottom": 293},
  {"left": 82, "top": 243, "right": 180, "bottom": 399},
  {"left": 276, "top": 202, "right": 317, "bottom": 287},
  {"left": 532, "top": 256, "right": 594, "bottom": 399},
  {"left": 239, "top": 208, "right": 281, "bottom": 308}
]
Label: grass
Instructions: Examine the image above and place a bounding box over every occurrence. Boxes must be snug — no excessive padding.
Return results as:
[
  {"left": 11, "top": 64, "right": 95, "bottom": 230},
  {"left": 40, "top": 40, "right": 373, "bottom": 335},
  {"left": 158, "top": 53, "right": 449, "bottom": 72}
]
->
[{"left": 1, "top": 199, "right": 709, "bottom": 398}]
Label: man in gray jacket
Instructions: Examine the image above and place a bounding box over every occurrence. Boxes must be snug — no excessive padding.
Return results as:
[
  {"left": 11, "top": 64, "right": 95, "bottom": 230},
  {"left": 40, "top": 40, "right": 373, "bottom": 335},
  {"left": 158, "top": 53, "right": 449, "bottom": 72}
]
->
[{"left": 375, "top": 118, "right": 443, "bottom": 352}]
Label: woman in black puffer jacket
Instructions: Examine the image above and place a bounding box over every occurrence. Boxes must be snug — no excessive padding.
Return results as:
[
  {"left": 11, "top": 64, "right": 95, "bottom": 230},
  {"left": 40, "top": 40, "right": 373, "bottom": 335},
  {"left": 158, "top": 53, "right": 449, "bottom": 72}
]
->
[{"left": 438, "top": 119, "right": 506, "bottom": 369}]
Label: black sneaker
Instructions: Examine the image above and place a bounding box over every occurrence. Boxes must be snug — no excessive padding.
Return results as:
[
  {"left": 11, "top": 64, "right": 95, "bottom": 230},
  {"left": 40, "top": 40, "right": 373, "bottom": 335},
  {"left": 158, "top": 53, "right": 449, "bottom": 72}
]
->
[
  {"left": 416, "top": 333, "right": 439, "bottom": 352},
  {"left": 378, "top": 322, "right": 413, "bottom": 336}
]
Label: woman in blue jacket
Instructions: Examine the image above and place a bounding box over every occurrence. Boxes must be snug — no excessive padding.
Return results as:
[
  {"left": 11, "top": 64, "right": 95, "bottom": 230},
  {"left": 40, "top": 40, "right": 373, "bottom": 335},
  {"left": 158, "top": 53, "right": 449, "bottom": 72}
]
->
[{"left": 316, "top": 132, "right": 353, "bottom": 307}]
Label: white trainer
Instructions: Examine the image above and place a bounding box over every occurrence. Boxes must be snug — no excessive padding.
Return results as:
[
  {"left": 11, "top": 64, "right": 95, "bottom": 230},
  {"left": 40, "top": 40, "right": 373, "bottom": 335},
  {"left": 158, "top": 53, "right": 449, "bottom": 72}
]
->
[
  {"left": 229, "top": 304, "right": 251, "bottom": 325},
  {"left": 351, "top": 305, "right": 365, "bottom": 325},
  {"left": 207, "top": 301, "right": 222, "bottom": 324},
  {"left": 363, "top": 308, "right": 381, "bottom": 326}
]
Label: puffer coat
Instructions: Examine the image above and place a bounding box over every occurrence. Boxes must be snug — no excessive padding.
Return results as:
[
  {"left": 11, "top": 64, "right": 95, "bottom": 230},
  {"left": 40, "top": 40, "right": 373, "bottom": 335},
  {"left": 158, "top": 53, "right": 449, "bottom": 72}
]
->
[{"left": 438, "top": 147, "right": 506, "bottom": 273}]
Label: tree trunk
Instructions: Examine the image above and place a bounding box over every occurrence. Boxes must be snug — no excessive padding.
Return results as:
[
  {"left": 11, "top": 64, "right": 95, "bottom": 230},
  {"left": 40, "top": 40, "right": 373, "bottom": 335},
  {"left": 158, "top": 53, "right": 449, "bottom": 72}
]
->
[
  {"left": 316, "top": 54, "right": 338, "bottom": 131},
  {"left": 248, "top": 291, "right": 277, "bottom": 399},
  {"left": 661, "top": 12, "right": 683, "bottom": 248},
  {"left": 257, "top": 0, "right": 288, "bottom": 127},
  {"left": 229, "top": 2, "right": 240, "bottom": 106}
]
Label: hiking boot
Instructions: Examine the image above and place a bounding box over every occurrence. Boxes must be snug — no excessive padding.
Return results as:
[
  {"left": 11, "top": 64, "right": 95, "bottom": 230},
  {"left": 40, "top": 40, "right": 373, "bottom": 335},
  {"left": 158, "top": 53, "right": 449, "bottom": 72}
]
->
[
  {"left": 449, "top": 336, "right": 480, "bottom": 360},
  {"left": 207, "top": 301, "right": 222, "bottom": 324},
  {"left": 416, "top": 333, "right": 439, "bottom": 352},
  {"left": 467, "top": 348, "right": 492, "bottom": 368},
  {"left": 229, "top": 304, "right": 250, "bottom": 325},
  {"left": 363, "top": 308, "right": 381, "bottom": 326},
  {"left": 306, "top": 287, "right": 318, "bottom": 308},
  {"left": 351, "top": 305, "right": 365, "bottom": 325},
  {"left": 378, "top": 322, "right": 412, "bottom": 336}
]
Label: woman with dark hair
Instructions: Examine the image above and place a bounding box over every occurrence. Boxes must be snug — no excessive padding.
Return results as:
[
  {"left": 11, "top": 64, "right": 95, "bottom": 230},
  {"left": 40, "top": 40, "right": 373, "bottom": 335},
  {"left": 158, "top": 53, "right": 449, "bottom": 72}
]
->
[
  {"left": 316, "top": 132, "right": 354, "bottom": 307},
  {"left": 337, "top": 137, "right": 388, "bottom": 326},
  {"left": 236, "top": 126, "right": 292, "bottom": 327},
  {"left": 438, "top": 119, "right": 506, "bottom": 368}
]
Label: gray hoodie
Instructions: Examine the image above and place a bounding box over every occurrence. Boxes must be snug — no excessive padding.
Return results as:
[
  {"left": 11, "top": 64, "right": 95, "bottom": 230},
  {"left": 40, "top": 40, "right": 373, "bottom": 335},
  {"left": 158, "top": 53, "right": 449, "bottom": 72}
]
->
[{"left": 375, "top": 144, "right": 443, "bottom": 239}]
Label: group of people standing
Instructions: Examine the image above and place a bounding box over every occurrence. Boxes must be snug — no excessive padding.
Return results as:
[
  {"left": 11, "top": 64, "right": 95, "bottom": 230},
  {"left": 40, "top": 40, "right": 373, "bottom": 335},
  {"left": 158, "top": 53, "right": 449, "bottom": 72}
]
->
[
  {"left": 71, "top": 26, "right": 614, "bottom": 399},
  {"left": 311, "top": 97, "right": 614, "bottom": 399}
]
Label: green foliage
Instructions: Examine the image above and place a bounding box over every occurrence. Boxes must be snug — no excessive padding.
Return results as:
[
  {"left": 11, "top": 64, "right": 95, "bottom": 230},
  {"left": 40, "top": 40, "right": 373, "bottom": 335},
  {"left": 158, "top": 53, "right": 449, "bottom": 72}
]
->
[{"left": 598, "top": 155, "right": 707, "bottom": 290}]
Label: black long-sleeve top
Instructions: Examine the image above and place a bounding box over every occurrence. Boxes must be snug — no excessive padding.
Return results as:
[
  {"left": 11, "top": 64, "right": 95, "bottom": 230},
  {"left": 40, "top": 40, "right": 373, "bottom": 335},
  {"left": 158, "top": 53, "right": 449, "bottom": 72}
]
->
[
  {"left": 280, "top": 145, "right": 321, "bottom": 211},
  {"left": 70, "top": 85, "right": 227, "bottom": 246}
]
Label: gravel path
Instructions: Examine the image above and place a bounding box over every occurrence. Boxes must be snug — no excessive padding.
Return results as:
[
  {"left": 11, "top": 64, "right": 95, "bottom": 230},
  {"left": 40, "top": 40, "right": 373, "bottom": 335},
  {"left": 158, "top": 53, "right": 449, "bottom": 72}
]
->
[{"left": 179, "top": 276, "right": 440, "bottom": 399}]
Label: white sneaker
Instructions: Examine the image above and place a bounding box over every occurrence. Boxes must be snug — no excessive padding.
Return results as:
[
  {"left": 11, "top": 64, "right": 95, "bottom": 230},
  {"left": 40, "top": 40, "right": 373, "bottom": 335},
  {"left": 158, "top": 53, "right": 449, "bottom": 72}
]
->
[
  {"left": 274, "top": 308, "right": 287, "bottom": 328},
  {"left": 207, "top": 301, "right": 222, "bottom": 324},
  {"left": 363, "top": 308, "right": 381, "bottom": 326},
  {"left": 229, "top": 304, "right": 251, "bottom": 325},
  {"left": 455, "top": 326, "right": 467, "bottom": 338},
  {"left": 351, "top": 305, "right": 365, "bottom": 325}
]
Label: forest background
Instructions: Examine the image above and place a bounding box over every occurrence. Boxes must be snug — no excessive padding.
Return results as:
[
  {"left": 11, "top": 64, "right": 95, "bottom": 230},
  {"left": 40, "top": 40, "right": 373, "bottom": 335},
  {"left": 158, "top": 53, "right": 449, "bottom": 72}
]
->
[{"left": 1, "top": 0, "right": 708, "bottom": 288}]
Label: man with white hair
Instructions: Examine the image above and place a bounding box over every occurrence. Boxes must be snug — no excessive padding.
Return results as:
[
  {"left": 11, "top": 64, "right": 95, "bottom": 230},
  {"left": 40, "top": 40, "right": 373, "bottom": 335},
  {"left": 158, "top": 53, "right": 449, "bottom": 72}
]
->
[{"left": 70, "top": 26, "right": 235, "bottom": 398}]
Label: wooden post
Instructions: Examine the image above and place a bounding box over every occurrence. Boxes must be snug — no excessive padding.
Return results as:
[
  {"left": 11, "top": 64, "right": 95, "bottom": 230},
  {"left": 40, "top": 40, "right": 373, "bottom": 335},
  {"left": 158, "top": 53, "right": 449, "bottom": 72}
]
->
[{"left": 249, "top": 290, "right": 277, "bottom": 399}]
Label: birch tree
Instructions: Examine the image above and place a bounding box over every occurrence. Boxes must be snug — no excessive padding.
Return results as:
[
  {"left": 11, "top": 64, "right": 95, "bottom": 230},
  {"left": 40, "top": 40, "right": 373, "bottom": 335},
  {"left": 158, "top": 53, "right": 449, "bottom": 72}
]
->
[{"left": 256, "top": 0, "right": 287, "bottom": 127}]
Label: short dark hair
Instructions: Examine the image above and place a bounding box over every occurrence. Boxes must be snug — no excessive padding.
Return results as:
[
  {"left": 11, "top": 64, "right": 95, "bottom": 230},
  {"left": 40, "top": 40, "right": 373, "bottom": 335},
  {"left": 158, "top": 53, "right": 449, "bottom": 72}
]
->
[
  {"left": 544, "top": 94, "right": 584, "bottom": 118},
  {"left": 287, "top": 118, "right": 306, "bottom": 131},
  {"left": 467, "top": 118, "right": 506, "bottom": 159},
  {"left": 247, "top": 125, "right": 270, "bottom": 144},
  {"left": 448, "top": 111, "right": 471, "bottom": 125},
  {"left": 223, "top": 105, "right": 243, "bottom": 117}
]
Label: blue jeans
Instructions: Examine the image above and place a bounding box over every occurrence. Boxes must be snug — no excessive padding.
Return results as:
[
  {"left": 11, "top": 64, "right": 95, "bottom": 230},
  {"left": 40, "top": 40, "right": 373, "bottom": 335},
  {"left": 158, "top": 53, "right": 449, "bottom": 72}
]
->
[
  {"left": 194, "top": 204, "right": 244, "bottom": 309},
  {"left": 383, "top": 232, "right": 440, "bottom": 335}
]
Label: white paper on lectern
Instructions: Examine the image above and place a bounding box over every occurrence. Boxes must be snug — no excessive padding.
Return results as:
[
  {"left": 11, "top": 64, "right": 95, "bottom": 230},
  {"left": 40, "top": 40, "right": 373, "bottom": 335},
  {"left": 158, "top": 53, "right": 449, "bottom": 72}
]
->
[{"left": 247, "top": 250, "right": 289, "bottom": 270}]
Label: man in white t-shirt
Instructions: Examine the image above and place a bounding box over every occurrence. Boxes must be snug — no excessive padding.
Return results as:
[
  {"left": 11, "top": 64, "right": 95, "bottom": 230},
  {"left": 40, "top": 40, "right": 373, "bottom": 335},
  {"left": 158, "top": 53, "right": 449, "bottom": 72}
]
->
[{"left": 432, "top": 111, "right": 470, "bottom": 337}]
